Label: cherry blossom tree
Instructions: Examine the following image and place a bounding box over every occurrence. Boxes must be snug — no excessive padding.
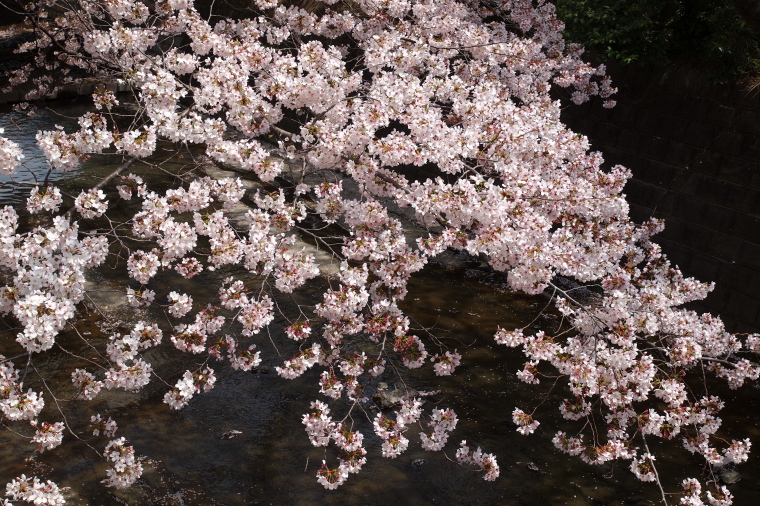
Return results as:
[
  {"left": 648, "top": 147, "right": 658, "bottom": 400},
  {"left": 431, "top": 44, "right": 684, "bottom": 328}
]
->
[{"left": 0, "top": 0, "right": 756, "bottom": 504}]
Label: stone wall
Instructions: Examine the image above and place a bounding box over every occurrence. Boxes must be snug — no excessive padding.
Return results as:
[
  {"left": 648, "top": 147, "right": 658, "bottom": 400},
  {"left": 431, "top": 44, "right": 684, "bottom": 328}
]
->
[{"left": 562, "top": 62, "right": 760, "bottom": 332}]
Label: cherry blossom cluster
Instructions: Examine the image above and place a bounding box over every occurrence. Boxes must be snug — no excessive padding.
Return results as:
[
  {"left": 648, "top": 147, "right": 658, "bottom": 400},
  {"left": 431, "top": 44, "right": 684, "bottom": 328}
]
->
[
  {"left": 4, "top": 475, "right": 65, "bottom": 506},
  {"left": 125, "top": 287, "right": 155, "bottom": 307},
  {"left": 74, "top": 188, "right": 108, "bottom": 218},
  {"left": 0, "top": 208, "right": 108, "bottom": 353},
  {"left": 71, "top": 369, "right": 103, "bottom": 401},
  {"left": 167, "top": 292, "right": 193, "bottom": 318},
  {"left": 104, "top": 358, "right": 152, "bottom": 393},
  {"left": 301, "top": 398, "right": 458, "bottom": 489},
  {"left": 680, "top": 478, "right": 734, "bottom": 506},
  {"left": 163, "top": 367, "right": 216, "bottom": 410},
  {"left": 30, "top": 420, "right": 64, "bottom": 453},
  {"left": 431, "top": 350, "right": 462, "bottom": 376},
  {"left": 302, "top": 400, "right": 337, "bottom": 448},
  {"left": 26, "top": 187, "right": 63, "bottom": 214},
  {"left": 512, "top": 408, "right": 540, "bottom": 435},
  {"left": 629, "top": 453, "right": 657, "bottom": 482},
  {"left": 1, "top": 356, "right": 44, "bottom": 422},
  {"left": 0, "top": 0, "right": 757, "bottom": 501},
  {"left": 419, "top": 408, "right": 458, "bottom": 451},
  {"left": 102, "top": 437, "right": 143, "bottom": 489},
  {"left": 90, "top": 414, "right": 118, "bottom": 437},
  {"left": 276, "top": 344, "right": 321, "bottom": 379},
  {"left": 116, "top": 174, "right": 145, "bottom": 201},
  {"left": 0, "top": 129, "right": 23, "bottom": 175},
  {"left": 373, "top": 413, "right": 410, "bottom": 459},
  {"left": 455, "top": 441, "right": 500, "bottom": 481},
  {"left": 315, "top": 425, "right": 369, "bottom": 488},
  {"left": 225, "top": 338, "right": 262, "bottom": 371},
  {"left": 316, "top": 460, "right": 349, "bottom": 491},
  {"left": 36, "top": 114, "right": 113, "bottom": 172}
]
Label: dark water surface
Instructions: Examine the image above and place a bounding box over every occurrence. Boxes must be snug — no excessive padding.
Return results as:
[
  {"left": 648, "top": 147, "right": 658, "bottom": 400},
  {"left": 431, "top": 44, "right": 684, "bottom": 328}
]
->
[{"left": 2, "top": 102, "right": 760, "bottom": 505}]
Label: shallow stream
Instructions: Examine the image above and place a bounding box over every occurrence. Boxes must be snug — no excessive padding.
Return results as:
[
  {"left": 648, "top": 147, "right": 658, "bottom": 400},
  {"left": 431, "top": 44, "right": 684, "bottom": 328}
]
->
[{"left": 1, "top": 101, "right": 760, "bottom": 505}]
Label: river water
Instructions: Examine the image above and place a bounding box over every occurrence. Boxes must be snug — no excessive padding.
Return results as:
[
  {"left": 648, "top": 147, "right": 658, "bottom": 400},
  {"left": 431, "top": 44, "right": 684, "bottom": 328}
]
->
[{"left": 1, "top": 101, "right": 760, "bottom": 505}]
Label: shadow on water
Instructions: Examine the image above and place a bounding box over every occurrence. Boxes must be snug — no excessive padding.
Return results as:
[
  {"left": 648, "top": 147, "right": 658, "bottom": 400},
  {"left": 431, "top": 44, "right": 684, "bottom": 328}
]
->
[{"left": 2, "top": 101, "right": 760, "bottom": 505}]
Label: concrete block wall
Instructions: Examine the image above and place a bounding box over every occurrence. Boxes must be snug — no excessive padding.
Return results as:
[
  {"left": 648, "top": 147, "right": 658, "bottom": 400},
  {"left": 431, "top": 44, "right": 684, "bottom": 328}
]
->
[{"left": 562, "top": 62, "right": 760, "bottom": 332}]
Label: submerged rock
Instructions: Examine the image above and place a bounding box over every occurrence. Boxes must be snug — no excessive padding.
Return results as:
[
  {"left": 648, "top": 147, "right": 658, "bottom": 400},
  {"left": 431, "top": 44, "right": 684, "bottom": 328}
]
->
[
  {"left": 720, "top": 469, "right": 741, "bottom": 485},
  {"left": 372, "top": 387, "right": 419, "bottom": 409}
]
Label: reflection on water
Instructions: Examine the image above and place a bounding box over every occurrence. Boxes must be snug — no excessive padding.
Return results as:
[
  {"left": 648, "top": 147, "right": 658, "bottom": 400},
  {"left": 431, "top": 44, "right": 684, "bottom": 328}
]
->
[
  {"left": 0, "top": 105, "right": 85, "bottom": 205},
  {"left": 1, "top": 101, "right": 760, "bottom": 505}
]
